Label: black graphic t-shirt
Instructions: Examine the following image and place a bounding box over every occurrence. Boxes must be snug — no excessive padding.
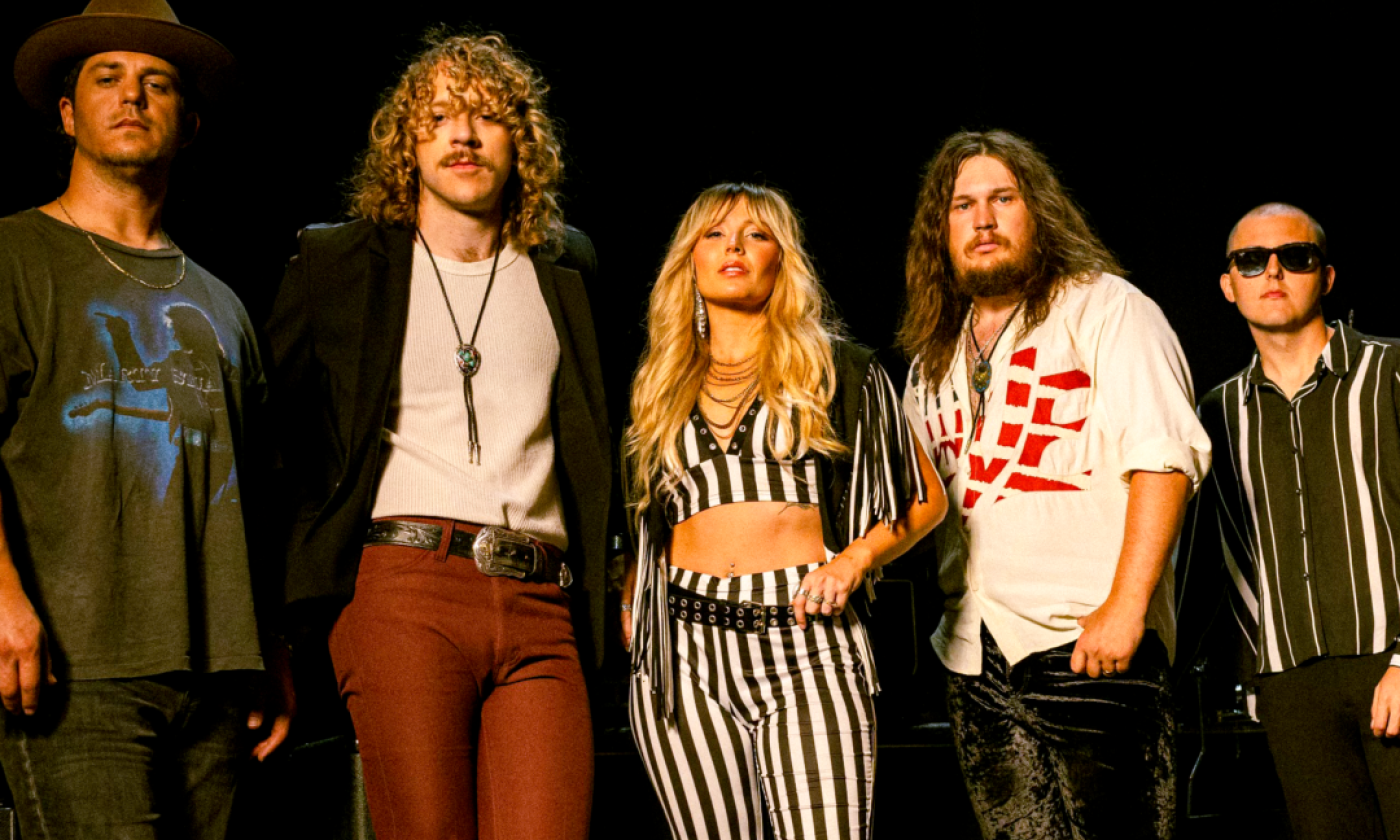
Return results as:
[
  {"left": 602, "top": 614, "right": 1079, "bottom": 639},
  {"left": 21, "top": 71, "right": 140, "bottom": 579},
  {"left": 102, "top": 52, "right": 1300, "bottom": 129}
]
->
[{"left": 0, "top": 209, "right": 264, "bottom": 680}]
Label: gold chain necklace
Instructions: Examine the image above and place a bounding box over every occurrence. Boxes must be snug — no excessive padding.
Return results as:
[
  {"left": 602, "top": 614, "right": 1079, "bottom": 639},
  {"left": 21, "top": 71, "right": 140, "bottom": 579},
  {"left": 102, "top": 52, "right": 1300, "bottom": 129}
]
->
[
  {"left": 701, "top": 376, "right": 759, "bottom": 432},
  {"left": 56, "top": 199, "right": 185, "bottom": 290}
]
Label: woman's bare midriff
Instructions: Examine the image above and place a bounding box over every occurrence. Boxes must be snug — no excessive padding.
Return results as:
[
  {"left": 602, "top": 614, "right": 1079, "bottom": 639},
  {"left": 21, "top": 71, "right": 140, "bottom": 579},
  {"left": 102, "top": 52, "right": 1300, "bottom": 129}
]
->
[{"left": 669, "top": 500, "right": 827, "bottom": 577}]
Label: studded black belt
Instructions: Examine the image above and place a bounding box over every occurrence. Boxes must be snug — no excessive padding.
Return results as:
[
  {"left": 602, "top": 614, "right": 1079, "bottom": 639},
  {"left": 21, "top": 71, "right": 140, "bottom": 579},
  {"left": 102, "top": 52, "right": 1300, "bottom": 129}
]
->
[{"left": 666, "top": 583, "right": 806, "bottom": 633}]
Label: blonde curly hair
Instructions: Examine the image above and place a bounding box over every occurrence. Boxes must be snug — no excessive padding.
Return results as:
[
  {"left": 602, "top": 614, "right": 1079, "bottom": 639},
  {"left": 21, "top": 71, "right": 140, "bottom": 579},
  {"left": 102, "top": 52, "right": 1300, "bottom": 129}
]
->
[{"left": 348, "top": 29, "right": 564, "bottom": 251}]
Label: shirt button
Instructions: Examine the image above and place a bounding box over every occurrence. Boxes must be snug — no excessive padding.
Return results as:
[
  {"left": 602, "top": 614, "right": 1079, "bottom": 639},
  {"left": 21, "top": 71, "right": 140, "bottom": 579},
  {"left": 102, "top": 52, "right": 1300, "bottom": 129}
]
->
[
  {"left": 739, "top": 425, "right": 747, "bottom": 432},
  {"left": 709, "top": 443, "right": 717, "bottom": 450}
]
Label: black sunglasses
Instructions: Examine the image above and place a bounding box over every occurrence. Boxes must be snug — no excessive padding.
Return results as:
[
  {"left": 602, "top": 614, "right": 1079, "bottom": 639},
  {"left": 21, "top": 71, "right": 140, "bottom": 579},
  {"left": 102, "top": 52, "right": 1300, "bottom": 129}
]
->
[{"left": 1226, "top": 242, "right": 1326, "bottom": 277}]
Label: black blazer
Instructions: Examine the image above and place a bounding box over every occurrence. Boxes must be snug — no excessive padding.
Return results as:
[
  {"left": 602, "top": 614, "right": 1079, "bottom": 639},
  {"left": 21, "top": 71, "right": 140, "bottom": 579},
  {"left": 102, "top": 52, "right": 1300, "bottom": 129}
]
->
[{"left": 264, "top": 220, "right": 611, "bottom": 632}]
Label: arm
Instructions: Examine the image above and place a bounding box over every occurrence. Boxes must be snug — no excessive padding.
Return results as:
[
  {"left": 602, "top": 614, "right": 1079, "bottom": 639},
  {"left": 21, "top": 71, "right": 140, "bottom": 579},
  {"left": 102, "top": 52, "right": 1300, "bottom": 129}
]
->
[
  {"left": 0, "top": 489, "right": 55, "bottom": 715},
  {"left": 792, "top": 435, "right": 946, "bottom": 628},
  {"left": 1072, "top": 469, "right": 1191, "bottom": 677},
  {"left": 620, "top": 553, "right": 637, "bottom": 651},
  {"left": 1371, "top": 361, "right": 1400, "bottom": 736},
  {"left": 241, "top": 364, "right": 296, "bottom": 762},
  {"left": 237, "top": 243, "right": 316, "bottom": 758}
]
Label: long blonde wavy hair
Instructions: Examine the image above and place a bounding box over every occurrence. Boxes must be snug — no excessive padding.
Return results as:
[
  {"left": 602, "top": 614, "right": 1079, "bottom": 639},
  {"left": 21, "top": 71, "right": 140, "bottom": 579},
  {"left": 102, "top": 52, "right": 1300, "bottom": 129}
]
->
[
  {"left": 347, "top": 29, "right": 565, "bottom": 251},
  {"left": 626, "top": 183, "right": 846, "bottom": 519}
]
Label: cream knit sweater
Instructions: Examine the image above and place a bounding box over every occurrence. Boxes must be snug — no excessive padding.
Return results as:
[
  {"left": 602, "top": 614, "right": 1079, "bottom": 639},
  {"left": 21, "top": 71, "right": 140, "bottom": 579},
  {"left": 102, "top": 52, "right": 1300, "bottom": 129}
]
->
[{"left": 370, "top": 242, "right": 566, "bottom": 549}]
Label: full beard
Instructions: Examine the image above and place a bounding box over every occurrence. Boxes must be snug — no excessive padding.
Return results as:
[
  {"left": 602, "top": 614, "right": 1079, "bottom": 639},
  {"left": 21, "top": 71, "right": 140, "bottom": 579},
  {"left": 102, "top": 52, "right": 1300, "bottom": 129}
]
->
[{"left": 954, "top": 245, "right": 1037, "bottom": 299}]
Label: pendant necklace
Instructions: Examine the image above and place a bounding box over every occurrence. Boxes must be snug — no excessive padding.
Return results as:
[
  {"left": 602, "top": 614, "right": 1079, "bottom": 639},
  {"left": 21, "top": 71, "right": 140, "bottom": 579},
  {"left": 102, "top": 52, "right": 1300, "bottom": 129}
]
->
[
  {"left": 968, "top": 301, "right": 1022, "bottom": 396},
  {"left": 56, "top": 199, "right": 185, "bottom": 290},
  {"left": 965, "top": 300, "right": 1023, "bottom": 445},
  {"left": 416, "top": 223, "right": 504, "bottom": 465}
]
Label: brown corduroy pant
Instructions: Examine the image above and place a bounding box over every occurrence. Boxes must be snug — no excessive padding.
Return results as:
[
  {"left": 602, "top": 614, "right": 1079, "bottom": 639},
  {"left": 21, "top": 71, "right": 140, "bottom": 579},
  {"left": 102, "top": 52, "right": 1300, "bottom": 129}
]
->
[{"left": 329, "top": 518, "right": 593, "bottom": 840}]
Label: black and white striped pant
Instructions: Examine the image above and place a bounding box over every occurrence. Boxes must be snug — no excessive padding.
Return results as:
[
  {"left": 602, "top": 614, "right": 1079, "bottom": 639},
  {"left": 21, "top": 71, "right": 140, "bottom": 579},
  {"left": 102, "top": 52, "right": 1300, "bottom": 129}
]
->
[{"left": 630, "top": 563, "right": 876, "bottom": 840}]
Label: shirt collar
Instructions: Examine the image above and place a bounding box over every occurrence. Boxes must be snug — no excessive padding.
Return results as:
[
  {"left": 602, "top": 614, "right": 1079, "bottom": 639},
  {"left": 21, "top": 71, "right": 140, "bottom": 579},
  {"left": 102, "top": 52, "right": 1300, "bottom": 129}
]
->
[{"left": 1243, "top": 320, "right": 1355, "bottom": 401}]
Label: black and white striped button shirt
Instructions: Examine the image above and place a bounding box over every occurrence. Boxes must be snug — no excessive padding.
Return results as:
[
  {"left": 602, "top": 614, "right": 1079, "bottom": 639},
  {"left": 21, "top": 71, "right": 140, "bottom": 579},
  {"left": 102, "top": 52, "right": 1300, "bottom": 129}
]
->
[
  {"left": 1180, "top": 324, "right": 1400, "bottom": 674},
  {"left": 669, "top": 397, "right": 821, "bottom": 525}
]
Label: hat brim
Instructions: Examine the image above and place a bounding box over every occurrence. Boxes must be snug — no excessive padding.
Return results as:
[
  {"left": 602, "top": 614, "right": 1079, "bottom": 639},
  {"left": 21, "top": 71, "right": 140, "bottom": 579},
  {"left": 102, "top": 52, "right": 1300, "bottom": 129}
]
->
[{"left": 14, "top": 14, "right": 236, "bottom": 112}]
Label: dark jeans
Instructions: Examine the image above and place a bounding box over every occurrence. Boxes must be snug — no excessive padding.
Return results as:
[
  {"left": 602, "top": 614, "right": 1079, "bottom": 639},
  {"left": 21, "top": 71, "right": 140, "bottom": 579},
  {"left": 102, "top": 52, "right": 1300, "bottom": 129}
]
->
[
  {"left": 1256, "top": 650, "right": 1400, "bottom": 840},
  {"left": 0, "top": 671, "right": 254, "bottom": 840},
  {"left": 947, "top": 625, "right": 1175, "bottom": 840},
  {"left": 329, "top": 518, "right": 593, "bottom": 840}
]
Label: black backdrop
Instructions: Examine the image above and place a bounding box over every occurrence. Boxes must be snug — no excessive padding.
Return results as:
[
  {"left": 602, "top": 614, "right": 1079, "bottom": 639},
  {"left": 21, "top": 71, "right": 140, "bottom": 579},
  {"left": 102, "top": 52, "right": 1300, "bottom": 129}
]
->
[
  {"left": 4, "top": 6, "right": 1390, "bottom": 407},
  {"left": 2, "top": 6, "right": 1385, "bottom": 828}
]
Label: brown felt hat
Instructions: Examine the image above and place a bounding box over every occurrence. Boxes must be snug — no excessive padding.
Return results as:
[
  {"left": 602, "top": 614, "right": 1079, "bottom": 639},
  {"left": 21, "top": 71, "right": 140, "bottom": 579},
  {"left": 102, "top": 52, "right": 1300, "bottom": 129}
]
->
[{"left": 13, "top": 0, "right": 235, "bottom": 111}]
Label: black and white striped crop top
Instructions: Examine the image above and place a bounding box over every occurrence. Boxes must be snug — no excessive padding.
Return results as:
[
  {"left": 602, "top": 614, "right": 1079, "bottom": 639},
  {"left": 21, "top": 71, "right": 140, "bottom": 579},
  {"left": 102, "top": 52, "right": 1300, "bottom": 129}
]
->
[{"left": 667, "top": 397, "right": 822, "bottom": 525}]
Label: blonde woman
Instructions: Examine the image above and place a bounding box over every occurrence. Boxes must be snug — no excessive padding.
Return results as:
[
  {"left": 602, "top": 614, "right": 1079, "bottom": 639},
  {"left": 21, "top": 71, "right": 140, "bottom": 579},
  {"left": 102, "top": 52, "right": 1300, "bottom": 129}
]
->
[{"left": 623, "top": 183, "right": 946, "bottom": 840}]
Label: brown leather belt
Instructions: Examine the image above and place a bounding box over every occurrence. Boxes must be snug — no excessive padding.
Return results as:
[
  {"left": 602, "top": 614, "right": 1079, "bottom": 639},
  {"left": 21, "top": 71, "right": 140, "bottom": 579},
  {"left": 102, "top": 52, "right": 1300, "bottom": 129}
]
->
[{"left": 365, "top": 519, "right": 572, "bottom": 588}]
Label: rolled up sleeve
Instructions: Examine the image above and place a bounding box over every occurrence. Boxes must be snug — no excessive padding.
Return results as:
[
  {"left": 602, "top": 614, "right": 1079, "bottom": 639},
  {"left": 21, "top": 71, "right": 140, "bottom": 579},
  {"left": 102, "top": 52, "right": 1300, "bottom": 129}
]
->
[{"left": 1095, "top": 290, "right": 1212, "bottom": 491}]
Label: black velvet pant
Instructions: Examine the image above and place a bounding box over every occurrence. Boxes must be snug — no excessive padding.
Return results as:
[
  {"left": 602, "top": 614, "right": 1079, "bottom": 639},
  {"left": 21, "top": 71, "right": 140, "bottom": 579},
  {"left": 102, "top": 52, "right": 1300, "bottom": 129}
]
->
[
  {"left": 947, "top": 625, "right": 1175, "bottom": 839},
  {"left": 1256, "top": 650, "right": 1400, "bottom": 840}
]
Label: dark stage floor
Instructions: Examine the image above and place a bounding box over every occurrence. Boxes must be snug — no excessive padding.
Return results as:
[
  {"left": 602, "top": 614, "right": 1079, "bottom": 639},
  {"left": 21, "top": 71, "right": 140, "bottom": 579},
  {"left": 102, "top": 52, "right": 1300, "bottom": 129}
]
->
[{"left": 219, "top": 720, "right": 1291, "bottom": 840}]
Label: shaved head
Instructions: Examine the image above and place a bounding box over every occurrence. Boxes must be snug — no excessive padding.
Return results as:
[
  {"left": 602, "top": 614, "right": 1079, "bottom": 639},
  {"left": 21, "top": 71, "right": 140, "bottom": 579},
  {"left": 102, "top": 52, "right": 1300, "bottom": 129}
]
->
[{"left": 1227, "top": 203, "right": 1327, "bottom": 255}]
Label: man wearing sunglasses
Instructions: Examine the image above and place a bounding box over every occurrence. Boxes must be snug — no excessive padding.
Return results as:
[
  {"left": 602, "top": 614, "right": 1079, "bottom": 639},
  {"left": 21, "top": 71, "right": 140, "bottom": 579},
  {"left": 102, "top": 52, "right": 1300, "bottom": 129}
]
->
[{"left": 1181, "top": 202, "right": 1400, "bottom": 838}]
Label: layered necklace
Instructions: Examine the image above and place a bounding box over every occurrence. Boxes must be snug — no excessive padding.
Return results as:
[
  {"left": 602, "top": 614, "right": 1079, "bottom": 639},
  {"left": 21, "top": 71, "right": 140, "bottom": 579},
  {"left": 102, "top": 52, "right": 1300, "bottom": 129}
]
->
[
  {"left": 56, "top": 199, "right": 185, "bottom": 290},
  {"left": 416, "top": 223, "right": 504, "bottom": 465},
  {"left": 700, "top": 353, "right": 759, "bottom": 434},
  {"left": 965, "top": 301, "right": 1023, "bottom": 435}
]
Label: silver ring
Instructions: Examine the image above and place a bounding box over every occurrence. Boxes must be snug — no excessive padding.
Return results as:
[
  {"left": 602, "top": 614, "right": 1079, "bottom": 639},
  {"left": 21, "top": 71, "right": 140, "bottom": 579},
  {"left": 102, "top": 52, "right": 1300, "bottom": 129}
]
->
[
  {"left": 620, "top": 604, "right": 632, "bottom": 612},
  {"left": 809, "top": 593, "right": 825, "bottom": 605},
  {"left": 797, "top": 588, "right": 811, "bottom": 598}
]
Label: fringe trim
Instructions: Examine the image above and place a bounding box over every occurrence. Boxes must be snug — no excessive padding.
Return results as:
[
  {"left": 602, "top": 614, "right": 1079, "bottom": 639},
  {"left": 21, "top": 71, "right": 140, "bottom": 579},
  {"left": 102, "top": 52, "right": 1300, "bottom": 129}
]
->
[
  {"left": 630, "top": 519, "right": 675, "bottom": 717},
  {"left": 843, "top": 362, "right": 928, "bottom": 692}
]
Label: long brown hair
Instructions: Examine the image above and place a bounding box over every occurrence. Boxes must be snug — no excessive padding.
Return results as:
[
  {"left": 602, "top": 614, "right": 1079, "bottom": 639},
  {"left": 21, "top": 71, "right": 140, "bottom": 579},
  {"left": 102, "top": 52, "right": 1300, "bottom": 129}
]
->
[
  {"left": 347, "top": 28, "right": 564, "bottom": 252},
  {"left": 899, "top": 130, "right": 1122, "bottom": 384}
]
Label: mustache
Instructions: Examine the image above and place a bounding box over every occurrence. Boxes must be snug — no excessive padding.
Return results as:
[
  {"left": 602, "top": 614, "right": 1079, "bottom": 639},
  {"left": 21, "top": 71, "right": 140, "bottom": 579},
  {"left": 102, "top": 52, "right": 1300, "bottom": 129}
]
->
[
  {"left": 964, "top": 232, "right": 1011, "bottom": 255},
  {"left": 438, "top": 152, "right": 491, "bottom": 170}
]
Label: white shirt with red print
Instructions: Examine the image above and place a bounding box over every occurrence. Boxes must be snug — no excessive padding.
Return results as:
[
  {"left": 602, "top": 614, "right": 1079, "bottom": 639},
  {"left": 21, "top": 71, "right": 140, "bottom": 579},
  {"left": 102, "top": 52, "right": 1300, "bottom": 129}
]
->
[{"left": 904, "top": 273, "right": 1211, "bottom": 675}]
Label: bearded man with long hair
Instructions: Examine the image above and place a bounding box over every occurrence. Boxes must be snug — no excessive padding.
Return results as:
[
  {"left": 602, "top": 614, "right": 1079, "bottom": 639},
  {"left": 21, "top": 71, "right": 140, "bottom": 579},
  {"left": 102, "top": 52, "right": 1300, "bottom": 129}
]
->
[
  {"left": 900, "top": 130, "right": 1211, "bottom": 839},
  {"left": 622, "top": 182, "right": 946, "bottom": 840},
  {"left": 265, "top": 29, "right": 609, "bottom": 840}
]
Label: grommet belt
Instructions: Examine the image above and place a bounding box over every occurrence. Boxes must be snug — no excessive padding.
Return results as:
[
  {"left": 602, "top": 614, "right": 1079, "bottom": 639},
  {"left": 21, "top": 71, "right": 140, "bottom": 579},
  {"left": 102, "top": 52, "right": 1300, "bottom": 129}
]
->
[{"left": 666, "top": 583, "right": 805, "bottom": 633}]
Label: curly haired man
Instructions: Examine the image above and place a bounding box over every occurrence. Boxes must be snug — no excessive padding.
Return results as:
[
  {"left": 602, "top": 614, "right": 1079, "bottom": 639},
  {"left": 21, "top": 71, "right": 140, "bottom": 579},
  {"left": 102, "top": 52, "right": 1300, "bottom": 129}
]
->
[{"left": 264, "top": 30, "right": 610, "bottom": 840}]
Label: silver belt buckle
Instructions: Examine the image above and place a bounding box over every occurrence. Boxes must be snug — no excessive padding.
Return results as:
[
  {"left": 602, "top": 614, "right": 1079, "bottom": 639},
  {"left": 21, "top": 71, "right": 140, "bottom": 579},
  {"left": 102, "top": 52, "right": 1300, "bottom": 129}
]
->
[
  {"left": 473, "top": 526, "right": 537, "bottom": 580},
  {"left": 739, "top": 601, "right": 768, "bottom": 634}
]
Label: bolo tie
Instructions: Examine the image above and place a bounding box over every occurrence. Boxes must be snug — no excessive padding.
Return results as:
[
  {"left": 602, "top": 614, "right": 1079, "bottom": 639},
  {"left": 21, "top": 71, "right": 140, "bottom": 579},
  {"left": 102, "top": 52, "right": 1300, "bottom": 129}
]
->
[{"left": 415, "top": 223, "right": 504, "bottom": 464}]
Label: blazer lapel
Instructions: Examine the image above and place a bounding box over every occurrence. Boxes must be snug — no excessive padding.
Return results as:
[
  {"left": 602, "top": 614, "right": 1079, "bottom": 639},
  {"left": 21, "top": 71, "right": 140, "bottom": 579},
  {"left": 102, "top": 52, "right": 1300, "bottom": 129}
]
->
[
  {"left": 345, "top": 226, "right": 415, "bottom": 458},
  {"left": 532, "top": 251, "right": 609, "bottom": 532},
  {"left": 533, "top": 254, "right": 601, "bottom": 455}
]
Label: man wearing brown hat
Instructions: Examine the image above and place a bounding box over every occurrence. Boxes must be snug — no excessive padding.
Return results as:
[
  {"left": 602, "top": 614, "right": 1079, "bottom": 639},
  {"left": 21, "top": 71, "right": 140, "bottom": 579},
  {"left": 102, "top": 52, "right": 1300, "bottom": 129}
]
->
[{"left": 0, "top": 2, "right": 292, "bottom": 837}]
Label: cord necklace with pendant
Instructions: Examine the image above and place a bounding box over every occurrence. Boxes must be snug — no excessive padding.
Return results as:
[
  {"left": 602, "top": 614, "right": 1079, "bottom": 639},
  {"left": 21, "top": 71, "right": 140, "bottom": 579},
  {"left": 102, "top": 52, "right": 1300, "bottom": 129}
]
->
[{"left": 416, "top": 222, "right": 504, "bottom": 464}]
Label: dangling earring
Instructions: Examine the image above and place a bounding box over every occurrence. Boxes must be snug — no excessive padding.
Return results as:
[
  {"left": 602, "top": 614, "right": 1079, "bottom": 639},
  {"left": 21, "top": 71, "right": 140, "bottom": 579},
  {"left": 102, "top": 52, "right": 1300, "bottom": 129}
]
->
[{"left": 693, "top": 268, "right": 709, "bottom": 339}]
